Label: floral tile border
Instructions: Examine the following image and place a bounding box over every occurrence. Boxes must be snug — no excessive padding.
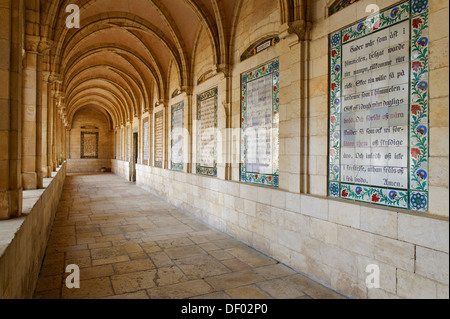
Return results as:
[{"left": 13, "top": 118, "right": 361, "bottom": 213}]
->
[
  {"left": 154, "top": 111, "right": 164, "bottom": 169},
  {"left": 197, "top": 87, "right": 218, "bottom": 177},
  {"left": 329, "top": 0, "right": 429, "bottom": 212},
  {"left": 171, "top": 102, "right": 184, "bottom": 171},
  {"left": 240, "top": 60, "right": 280, "bottom": 187}
]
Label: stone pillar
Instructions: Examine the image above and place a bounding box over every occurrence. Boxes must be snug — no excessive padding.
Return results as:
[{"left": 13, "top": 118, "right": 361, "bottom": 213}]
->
[
  {"left": 35, "top": 45, "right": 44, "bottom": 188},
  {"left": 51, "top": 92, "right": 59, "bottom": 170},
  {"left": 217, "top": 67, "right": 232, "bottom": 181},
  {"left": 21, "top": 36, "right": 41, "bottom": 190},
  {"left": 162, "top": 100, "right": 169, "bottom": 169},
  {"left": 0, "top": 0, "right": 24, "bottom": 219},
  {"left": 55, "top": 107, "right": 61, "bottom": 166},
  {"left": 45, "top": 79, "right": 54, "bottom": 176}
]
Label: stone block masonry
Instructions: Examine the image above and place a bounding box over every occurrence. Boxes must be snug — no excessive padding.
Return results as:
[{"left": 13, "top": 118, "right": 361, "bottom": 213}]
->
[
  {"left": 0, "top": 163, "right": 66, "bottom": 298},
  {"left": 135, "top": 164, "right": 449, "bottom": 299}
]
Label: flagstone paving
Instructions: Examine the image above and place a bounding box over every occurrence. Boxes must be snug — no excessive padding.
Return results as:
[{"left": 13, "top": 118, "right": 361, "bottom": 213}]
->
[{"left": 33, "top": 174, "right": 346, "bottom": 299}]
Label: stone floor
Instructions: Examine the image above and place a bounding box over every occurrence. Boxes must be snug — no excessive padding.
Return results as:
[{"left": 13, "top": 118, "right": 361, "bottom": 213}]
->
[{"left": 33, "top": 174, "right": 346, "bottom": 299}]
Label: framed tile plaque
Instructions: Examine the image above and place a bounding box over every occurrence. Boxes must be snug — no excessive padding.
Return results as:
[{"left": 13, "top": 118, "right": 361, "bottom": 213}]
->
[
  {"left": 329, "top": 0, "right": 430, "bottom": 212},
  {"left": 143, "top": 118, "right": 149, "bottom": 162},
  {"left": 241, "top": 60, "right": 280, "bottom": 187},
  {"left": 154, "top": 110, "right": 164, "bottom": 168},
  {"left": 81, "top": 132, "right": 99, "bottom": 159},
  {"left": 197, "top": 87, "right": 218, "bottom": 177},
  {"left": 171, "top": 102, "right": 184, "bottom": 171}
]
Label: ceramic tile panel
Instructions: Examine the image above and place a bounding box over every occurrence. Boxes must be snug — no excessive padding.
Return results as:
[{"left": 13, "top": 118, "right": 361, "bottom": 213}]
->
[{"left": 329, "top": 0, "right": 430, "bottom": 212}]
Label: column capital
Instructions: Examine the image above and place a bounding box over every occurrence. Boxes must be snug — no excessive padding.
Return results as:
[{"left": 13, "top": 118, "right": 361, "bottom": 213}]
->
[
  {"left": 38, "top": 39, "right": 54, "bottom": 55},
  {"left": 279, "top": 20, "right": 311, "bottom": 43},
  {"left": 216, "top": 64, "right": 231, "bottom": 78},
  {"left": 24, "top": 35, "right": 41, "bottom": 53}
]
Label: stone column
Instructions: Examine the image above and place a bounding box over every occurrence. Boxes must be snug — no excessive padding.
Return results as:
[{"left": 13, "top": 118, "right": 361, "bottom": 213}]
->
[
  {"left": 55, "top": 106, "right": 61, "bottom": 166},
  {"left": 46, "top": 80, "right": 54, "bottom": 176},
  {"left": 40, "top": 44, "right": 53, "bottom": 178},
  {"left": 21, "top": 35, "right": 41, "bottom": 190},
  {"left": 51, "top": 91, "right": 59, "bottom": 170},
  {"left": 0, "top": 0, "right": 24, "bottom": 219},
  {"left": 217, "top": 66, "right": 232, "bottom": 181},
  {"left": 162, "top": 100, "right": 169, "bottom": 169}
]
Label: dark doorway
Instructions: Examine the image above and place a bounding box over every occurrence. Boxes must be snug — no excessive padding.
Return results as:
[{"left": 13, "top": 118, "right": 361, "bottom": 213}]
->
[{"left": 132, "top": 132, "right": 138, "bottom": 182}]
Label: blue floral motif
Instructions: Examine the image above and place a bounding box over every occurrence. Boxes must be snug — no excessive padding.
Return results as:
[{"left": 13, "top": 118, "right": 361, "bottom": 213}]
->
[
  {"left": 333, "top": 132, "right": 340, "bottom": 140},
  {"left": 332, "top": 165, "right": 339, "bottom": 174},
  {"left": 356, "top": 187, "right": 363, "bottom": 195},
  {"left": 334, "top": 98, "right": 341, "bottom": 106},
  {"left": 273, "top": 60, "right": 280, "bottom": 70},
  {"left": 390, "top": 7, "right": 400, "bottom": 18},
  {"left": 331, "top": 33, "right": 341, "bottom": 47},
  {"left": 334, "top": 65, "right": 341, "bottom": 72},
  {"left": 329, "top": 183, "right": 340, "bottom": 196},
  {"left": 416, "top": 125, "right": 427, "bottom": 135},
  {"left": 389, "top": 191, "right": 398, "bottom": 200},
  {"left": 416, "top": 170, "right": 427, "bottom": 180},
  {"left": 273, "top": 176, "right": 279, "bottom": 187},
  {"left": 412, "top": 0, "right": 428, "bottom": 14},
  {"left": 417, "top": 81, "right": 428, "bottom": 91},
  {"left": 417, "top": 37, "right": 428, "bottom": 47},
  {"left": 411, "top": 192, "right": 427, "bottom": 210},
  {"left": 357, "top": 23, "right": 365, "bottom": 33}
]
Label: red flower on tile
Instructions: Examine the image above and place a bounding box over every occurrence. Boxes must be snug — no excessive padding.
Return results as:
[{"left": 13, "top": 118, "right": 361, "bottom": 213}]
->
[
  {"left": 372, "top": 21, "right": 381, "bottom": 30},
  {"left": 330, "top": 116, "right": 337, "bottom": 124},
  {"left": 330, "top": 149, "right": 336, "bottom": 157},
  {"left": 331, "top": 50, "right": 338, "bottom": 58},
  {"left": 343, "top": 33, "right": 350, "bottom": 42},
  {"left": 255, "top": 175, "right": 258, "bottom": 180},
  {"left": 371, "top": 194, "right": 380, "bottom": 202},
  {"left": 411, "top": 148, "right": 421, "bottom": 159},
  {"left": 412, "top": 18, "right": 423, "bottom": 29},
  {"left": 331, "top": 83, "right": 337, "bottom": 91},
  {"left": 412, "top": 61, "right": 422, "bottom": 72},
  {"left": 411, "top": 104, "right": 422, "bottom": 115},
  {"left": 341, "top": 189, "right": 349, "bottom": 197},
  {"left": 274, "top": 86, "right": 277, "bottom": 92},
  {"left": 262, "top": 67, "right": 266, "bottom": 72}
]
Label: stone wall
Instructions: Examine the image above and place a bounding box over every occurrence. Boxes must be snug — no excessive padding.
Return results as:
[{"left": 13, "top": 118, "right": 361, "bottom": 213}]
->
[
  {"left": 112, "top": 159, "right": 130, "bottom": 181},
  {"left": 137, "top": 164, "right": 448, "bottom": 299},
  {"left": 121, "top": 0, "right": 449, "bottom": 299},
  {"left": 67, "top": 107, "right": 113, "bottom": 174},
  {"left": 0, "top": 163, "right": 66, "bottom": 298},
  {"left": 309, "top": 0, "right": 449, "bottom": 216}
]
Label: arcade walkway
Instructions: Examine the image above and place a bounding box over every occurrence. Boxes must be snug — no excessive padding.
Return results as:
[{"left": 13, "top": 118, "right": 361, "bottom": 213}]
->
[{"left": 33, "top": 174, "right": 345, "bottom": 299}]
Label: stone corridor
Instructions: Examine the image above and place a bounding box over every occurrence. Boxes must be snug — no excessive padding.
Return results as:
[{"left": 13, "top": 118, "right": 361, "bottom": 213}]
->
[{"left": 32, "top": 174, "right": 345, "bottom": 299}]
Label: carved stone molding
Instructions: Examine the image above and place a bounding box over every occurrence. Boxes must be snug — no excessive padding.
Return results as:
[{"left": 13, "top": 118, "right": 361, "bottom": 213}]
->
[
  {"left": 24, "top": 35, "right": 41, "bottom": 53},
  {"left": 279, "top": 20, "right": 311, "bottom": 44}
]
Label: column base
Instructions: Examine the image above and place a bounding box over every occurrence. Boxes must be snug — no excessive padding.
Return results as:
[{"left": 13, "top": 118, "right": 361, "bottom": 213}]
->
[
  {"left": 0, "top": 189, "right": 23, "bottom": 219},
  {"left": 22, "top": 172, "right": 37, "bottom": 190},
  {"left": 36, "top": 171, "right": 44, "bottom": 189},
  {"left": 47, "top": 166, "right": 52, "bottom": 177}
]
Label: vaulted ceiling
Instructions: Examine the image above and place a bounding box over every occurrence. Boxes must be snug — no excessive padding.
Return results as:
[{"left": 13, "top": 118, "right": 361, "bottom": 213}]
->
[{"left": 33, "top": 0, "right": 306, "bottom": 129}]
